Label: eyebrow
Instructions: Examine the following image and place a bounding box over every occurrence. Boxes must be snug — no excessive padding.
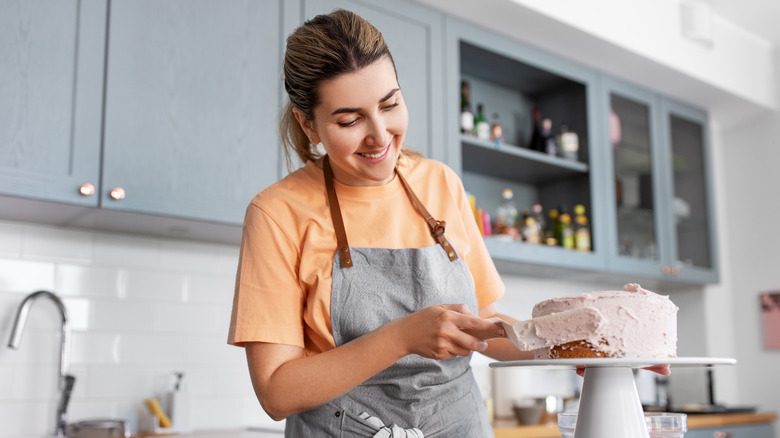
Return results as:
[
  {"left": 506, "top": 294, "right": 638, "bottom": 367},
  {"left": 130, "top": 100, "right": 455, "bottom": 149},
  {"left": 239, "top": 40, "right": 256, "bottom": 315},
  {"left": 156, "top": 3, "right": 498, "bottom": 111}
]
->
[{"left": 331, "top": 88, "right": 400, "bottom": 115}]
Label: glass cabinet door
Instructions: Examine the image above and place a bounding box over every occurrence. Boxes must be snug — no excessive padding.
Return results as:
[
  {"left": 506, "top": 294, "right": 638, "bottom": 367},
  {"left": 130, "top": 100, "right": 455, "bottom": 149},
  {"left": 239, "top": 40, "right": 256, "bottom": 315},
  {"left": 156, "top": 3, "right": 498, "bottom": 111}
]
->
[
  {"left": 661, "top": 99, "right": 718, "bottom": 283},
  {"left": 601, "top": 77, "right": 666, "bottom": 277}
]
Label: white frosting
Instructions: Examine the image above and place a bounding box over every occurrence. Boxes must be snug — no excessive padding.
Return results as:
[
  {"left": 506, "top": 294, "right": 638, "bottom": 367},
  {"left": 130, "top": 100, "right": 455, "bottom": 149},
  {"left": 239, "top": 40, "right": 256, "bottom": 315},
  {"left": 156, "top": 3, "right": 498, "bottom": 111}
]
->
[{"left": 531, "top": 284, "right": 678, "bottom": 358}]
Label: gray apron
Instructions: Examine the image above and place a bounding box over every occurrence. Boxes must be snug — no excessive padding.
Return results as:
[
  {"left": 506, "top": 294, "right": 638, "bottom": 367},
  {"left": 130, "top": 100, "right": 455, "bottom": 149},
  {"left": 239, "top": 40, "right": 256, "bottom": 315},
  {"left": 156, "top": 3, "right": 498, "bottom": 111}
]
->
[{"left": 284, "top": 156, "right": 494, "bottom": 437}]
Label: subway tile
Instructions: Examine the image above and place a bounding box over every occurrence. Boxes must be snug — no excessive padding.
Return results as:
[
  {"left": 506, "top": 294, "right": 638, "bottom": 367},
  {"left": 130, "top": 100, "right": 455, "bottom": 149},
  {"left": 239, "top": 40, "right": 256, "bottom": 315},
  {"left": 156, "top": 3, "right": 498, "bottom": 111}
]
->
[
  {"left": 189, "top": 395, "right": 245, "bottom": 430},
  {"left": 12, "top": 364, "right": 59, "bottom": 400},
  {"left": 241, "top": 396, "right": 284, "bottom": 430},
  {"left": 93, "top": 232, "right": 161, "bottom": 269},
  {"left": 62, "top": 297, "right": 93, "bottom": 331},
  {"left": 185, "top": 334, "right": 244, "bottom": 366},
  {"left": 0, "top": 259, "right": 56, "bottom": 293},
  {"left": 0, "top": 366, "right": 14, "bottom": 401},
  {"left": 211, "top": 365, "right": 252, "bottom": 396},
  {"left": 86, "top": 366, "right": 156, "bottom": 398},
  {"left": 126, "top": 269, "right": 186, "bottom": 302},
  {"left": 90, "top": 300, "right": 155, "bottom": 332},
  {"left": 176, "top": 367, "right": 213, "bottom": 397},
  {"left": 0, "top": 221, "right": 23, "bottom": 258},
  {"left": 159, "top": 240, "right": 223, "bottom": 274},
  {"left": 119, "top": 333, "right": 188, "bottom": 366},
  {"left": 56, "top": 264, "right": 126, "bottom": 298},
  {"left": 22, "top": 224, "right": 94, "bottom": 264},
  {"left": 0, "top": 313, "right": 61, "bottom": 364},
  {"left": 215, "top": 244, "right": 240, "bottom": 275},
  {"left": 154, "top": 303, "right": 222, "bottom": 335},
  {"left": 70, "top": 331, "right": 121, "bottom": 365},
  {"left": 0, "top": 401, "right": 52, "bottom": 437},
  {"left": 187, "top": 273, "right": 235, "bottom": 304}
]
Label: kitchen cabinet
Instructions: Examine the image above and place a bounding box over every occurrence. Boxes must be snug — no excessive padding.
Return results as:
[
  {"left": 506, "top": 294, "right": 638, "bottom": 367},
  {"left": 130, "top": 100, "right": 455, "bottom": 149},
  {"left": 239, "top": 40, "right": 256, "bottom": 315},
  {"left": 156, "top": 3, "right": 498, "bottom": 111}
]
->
[
  {"left": 1, "top": 0, "right": 285, "bottom": 240},
  {"left": 600, "top": 75, "right": 719, "bottom": 284},
  {"left": 0, "top": 0, "right": 105, "bottom": 207},
  {"left": 100, "top": 0, "right": 282, "bottom": 225},
  {"left": 301, "top": 0, "right": 446, "bottom": 161},
  {"left": 685, "top": 423, "right": 775, "bottom": 438},
  {"left": 444, "top": 16, "right": 609, "bottom": 274}
]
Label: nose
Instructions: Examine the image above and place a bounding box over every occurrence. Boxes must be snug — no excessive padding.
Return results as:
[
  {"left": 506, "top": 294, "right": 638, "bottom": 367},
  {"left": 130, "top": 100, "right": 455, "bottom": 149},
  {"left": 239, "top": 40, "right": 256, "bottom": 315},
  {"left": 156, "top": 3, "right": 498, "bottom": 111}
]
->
[{"left": 365, "top": 116, "right": 390, "bottom": 147}]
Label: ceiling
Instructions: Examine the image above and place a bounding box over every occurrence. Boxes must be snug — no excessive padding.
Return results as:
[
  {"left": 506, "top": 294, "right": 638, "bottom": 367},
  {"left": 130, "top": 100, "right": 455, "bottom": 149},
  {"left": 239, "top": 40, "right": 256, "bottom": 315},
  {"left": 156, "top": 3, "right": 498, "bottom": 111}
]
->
[{"left": 710, "top": 0, "right": 780, "bottom": 47}]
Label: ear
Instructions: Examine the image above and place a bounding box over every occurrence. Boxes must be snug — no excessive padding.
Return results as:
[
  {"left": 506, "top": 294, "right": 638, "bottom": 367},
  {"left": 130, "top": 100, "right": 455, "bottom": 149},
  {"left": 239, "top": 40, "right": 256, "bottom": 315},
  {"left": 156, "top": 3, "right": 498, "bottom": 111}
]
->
[{"left": 292, "top": 107, "right": 321, "bottom": 145}]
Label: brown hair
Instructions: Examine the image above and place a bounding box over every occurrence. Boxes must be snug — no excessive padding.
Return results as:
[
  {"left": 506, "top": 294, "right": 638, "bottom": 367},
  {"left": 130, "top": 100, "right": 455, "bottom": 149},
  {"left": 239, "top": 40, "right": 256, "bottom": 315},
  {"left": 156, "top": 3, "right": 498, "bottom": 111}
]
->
[{"left": 280, "top": 9, "right": 397, "bottom": 168}]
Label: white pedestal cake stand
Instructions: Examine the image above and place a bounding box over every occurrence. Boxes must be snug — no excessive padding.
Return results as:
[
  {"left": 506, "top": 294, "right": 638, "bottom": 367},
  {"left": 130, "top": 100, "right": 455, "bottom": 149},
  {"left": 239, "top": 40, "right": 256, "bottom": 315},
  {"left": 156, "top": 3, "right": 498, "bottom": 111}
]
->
[{"left": 490, "top": 357, "right": 736, "bottom": 438}]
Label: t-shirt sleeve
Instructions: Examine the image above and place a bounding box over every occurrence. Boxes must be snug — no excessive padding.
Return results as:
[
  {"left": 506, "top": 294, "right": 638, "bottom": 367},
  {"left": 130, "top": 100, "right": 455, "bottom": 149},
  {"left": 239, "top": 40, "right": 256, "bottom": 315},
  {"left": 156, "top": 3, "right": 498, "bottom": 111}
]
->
[
  {"left": 227, "top": 201, "right": 305, "bottom": 348},
  {"left": 449, "top": 169, "right": 505, "bottom": 309}
]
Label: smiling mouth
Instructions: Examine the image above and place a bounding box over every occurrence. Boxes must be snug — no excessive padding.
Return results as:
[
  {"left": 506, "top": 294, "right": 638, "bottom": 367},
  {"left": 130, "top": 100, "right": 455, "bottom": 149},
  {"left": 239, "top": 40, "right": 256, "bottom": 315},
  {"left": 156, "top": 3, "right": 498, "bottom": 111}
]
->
[{"left": 356, "top": 144, "right": 391, "bottom": 159}]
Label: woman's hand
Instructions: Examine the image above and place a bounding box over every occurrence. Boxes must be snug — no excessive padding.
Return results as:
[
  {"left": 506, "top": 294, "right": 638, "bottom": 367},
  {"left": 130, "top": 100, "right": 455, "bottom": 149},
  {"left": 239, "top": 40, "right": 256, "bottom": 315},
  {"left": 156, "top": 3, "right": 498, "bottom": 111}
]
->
[{"left": 393, "top": 304, "right": 505, "bottom": 360}]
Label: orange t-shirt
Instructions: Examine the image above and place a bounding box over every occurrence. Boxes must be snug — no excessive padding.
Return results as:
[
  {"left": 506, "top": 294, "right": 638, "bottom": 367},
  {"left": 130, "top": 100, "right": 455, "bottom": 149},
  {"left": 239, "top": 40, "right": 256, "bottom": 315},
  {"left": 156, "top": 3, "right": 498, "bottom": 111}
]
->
[{"left": 228, "top": 154, "right": 504, "bottom": 354}]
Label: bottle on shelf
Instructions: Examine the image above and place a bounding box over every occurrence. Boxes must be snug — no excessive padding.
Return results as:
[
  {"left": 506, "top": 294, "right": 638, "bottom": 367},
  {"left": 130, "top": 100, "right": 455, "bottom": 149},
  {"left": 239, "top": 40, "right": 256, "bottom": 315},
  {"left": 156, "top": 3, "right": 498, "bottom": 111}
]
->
[
  {"left": 521, "top": 209, "right": 541, "bottom": 244},
  {"left": 532, "top": 203, "right": 546, "bottom": 242},
  {"left": 555, "top": 205, "right": 574, "bottom": 249},
  {"left": 542, "top": 118, "right": 557, "bottom": 156},
  {"left": 494, "top": 188, "right": 519, "bottom": 240},
  {"left": 573, "top": 204, "right": 591, "bottom": 252},
  {"left": 527, "top": 108, "right": 545, "bottom": 152},
  {"left": 546, "top": 208, "right": 559, "bottom": 246},
  {"left": 475, "top": 103, "right": 490, "bottom": 140},
  {"left": 460, "top": 80, "right": 474, "bottom": 135},
  {"left": 558, "top": 124, "right": 579, "bottom": 161},
  {"left": 490, "top": 113, "right": 504, "bottom": 147}
]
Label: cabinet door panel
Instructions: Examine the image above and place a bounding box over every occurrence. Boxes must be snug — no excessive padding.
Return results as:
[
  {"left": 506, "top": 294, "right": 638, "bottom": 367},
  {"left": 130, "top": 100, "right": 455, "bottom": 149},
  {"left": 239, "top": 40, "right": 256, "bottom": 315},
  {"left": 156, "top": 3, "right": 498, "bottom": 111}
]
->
[
  {"left": 0, "top": 0, "right": 105, "bottom": 205},
  {"left": 102, "top": 0, "right": 281, "bottom": 224},
  {"left": 303, "top": 0, "right": 444, "bottom": 160}
]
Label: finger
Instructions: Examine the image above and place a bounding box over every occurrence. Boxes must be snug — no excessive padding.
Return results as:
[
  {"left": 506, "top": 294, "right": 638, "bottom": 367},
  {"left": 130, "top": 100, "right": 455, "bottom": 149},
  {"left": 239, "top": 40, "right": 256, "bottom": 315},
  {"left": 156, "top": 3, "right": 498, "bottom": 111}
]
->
[
  {"left": 643, "top": 364, "right": 671, "bottom": 375},
  {"left": 440, "top": 303, "right": 474, "bottom": 315},
  {"left": 576, "top": 366, "right": 585, "bottom": 377}
]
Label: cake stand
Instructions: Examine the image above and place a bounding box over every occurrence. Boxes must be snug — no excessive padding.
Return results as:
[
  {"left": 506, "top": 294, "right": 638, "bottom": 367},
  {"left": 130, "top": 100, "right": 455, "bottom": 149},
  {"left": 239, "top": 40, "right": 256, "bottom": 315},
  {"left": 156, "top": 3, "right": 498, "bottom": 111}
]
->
[{"left": 490, "top": 357, "right": 736, "bottom": 438}]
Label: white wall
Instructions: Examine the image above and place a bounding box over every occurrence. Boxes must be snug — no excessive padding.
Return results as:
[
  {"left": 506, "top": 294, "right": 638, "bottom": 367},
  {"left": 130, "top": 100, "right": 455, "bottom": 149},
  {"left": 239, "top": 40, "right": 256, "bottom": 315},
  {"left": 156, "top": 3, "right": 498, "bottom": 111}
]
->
[{"left": 0, "top": 221, "right": 281, "bottom": 438}]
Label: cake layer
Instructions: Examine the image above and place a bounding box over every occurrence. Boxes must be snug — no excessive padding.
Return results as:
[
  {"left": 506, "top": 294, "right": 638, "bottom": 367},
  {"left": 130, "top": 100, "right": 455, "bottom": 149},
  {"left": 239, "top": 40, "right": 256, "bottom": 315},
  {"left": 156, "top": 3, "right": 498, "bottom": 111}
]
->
[{"left": 531, "top": 283, "right": 678, "bottom": 359}]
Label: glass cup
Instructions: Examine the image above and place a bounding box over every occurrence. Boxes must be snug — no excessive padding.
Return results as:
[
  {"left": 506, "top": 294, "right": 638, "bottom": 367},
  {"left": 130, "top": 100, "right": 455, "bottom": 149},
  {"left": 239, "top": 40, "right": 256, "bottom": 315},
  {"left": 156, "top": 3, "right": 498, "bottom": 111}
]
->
[{"left": 557, "top": 412, "right": 687, "bottom": 438}]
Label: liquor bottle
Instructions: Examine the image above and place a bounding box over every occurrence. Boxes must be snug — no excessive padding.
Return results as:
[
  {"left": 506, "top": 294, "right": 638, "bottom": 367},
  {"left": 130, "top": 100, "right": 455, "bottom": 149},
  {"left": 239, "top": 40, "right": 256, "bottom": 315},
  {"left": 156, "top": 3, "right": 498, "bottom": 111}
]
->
[
  {"left": 546, "top": 208, "right": 559, "bottom": 246},
  {"left": 527, "top": 109, "right": 545, "bottom": 152},
  {"left": 542, "top": 118, "right": 557, "bottom": 156},
  {"left": 522, "top": 209, "right": 541, "bottom": 244},
  {"left": 555, "top": 205, "right": 574, "bottom": 249},
  {"left": 495, "top": 189, "right": 519, "bottom": 239},
  {"left": 460, "top": 81, "right": 474, "bottom": 135},
  {"left": 574, "top": 204, "right": 591, "bottom": 252},
  {"left": 475, "top": 103, "right": 490, "bottom": 140},
  {"left": 532, "top": 203, "right": 546, "bottom": 242}
]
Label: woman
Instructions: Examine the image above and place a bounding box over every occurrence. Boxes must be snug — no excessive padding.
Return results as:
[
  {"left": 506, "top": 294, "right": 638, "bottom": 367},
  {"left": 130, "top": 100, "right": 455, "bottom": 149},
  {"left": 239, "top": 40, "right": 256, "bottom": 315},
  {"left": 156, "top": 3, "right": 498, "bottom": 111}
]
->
[{"left": 229, "top": 9, "right": 586, "bottom": 437}]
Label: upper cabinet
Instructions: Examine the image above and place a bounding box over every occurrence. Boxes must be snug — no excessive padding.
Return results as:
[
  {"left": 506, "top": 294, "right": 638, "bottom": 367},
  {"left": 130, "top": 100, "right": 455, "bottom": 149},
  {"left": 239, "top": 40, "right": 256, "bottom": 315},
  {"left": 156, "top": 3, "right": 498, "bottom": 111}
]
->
[
  {"left": 600, "top": 75, "right": 719, "bottom": 284},
  {"left": 444, "top": 17, "right": 608, "bottom": 273},
  {"left": 101, "top": 0, "right": 282, "bottom": 224},
  {"left": 0, "top": 0, "right": 106, "bottom": 206}
]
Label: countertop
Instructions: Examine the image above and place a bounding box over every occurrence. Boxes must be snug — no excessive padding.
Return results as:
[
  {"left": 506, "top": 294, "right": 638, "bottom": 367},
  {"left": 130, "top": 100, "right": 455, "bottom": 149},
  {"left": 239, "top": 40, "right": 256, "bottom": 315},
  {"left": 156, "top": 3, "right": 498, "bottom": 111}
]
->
[
  {"left": 492, "top": 412, "right": 778, "bottom": 438},
  {"left": 131, "top": 413, "right": 777, "bottom": 438}
]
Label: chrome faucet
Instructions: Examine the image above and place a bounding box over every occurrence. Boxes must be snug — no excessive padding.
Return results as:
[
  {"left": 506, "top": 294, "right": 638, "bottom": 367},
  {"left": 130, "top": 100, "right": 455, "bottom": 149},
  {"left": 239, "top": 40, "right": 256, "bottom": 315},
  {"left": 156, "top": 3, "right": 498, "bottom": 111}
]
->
[{"left": 7, "top": 290, "right": 74, "bottom": 437}]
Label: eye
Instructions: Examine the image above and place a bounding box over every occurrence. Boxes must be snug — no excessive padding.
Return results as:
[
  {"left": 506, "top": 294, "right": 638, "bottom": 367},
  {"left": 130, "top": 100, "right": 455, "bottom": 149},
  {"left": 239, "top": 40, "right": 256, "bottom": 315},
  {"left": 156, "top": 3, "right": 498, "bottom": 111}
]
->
[
  {"left": 337, "top": 118, "right": 359, "bottom": 128},
  {"left": 382, "top": 102, "right": 399, "bottom": 111}
]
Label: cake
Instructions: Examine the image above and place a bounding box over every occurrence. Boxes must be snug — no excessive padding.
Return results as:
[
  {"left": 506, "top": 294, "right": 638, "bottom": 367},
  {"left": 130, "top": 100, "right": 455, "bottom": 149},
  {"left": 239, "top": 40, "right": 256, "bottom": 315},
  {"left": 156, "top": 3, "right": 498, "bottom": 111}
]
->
[{"left": 531, "top": 283, "right": 678, "bottom": 359}]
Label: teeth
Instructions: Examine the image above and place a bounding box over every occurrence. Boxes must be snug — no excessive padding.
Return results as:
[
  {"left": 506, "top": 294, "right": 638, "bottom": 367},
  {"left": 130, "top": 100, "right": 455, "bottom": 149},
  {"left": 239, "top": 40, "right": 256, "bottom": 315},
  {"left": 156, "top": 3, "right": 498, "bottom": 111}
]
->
[{"left": 362, "top": 152, "right": 383, "bottom": 158}]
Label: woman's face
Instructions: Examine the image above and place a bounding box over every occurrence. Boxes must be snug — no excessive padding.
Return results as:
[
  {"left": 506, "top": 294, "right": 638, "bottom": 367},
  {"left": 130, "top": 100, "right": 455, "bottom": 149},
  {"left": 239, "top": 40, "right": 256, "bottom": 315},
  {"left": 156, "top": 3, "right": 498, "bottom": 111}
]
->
[{"left": 301, "top": 56, "right": 409, "bottom": 187}]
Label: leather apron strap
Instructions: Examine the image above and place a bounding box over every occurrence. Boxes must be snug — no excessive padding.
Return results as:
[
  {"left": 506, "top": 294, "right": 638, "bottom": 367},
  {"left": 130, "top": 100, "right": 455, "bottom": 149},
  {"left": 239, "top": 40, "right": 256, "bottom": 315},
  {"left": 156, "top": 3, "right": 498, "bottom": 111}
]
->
[{"left": 323, "top": 155, "right": 459, "bottom": 268}]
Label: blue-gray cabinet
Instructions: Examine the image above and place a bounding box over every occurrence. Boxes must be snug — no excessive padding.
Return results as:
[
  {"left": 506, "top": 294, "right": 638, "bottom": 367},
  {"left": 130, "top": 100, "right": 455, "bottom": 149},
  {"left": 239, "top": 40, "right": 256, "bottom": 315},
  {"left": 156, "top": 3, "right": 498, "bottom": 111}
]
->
[
  {"left": 101, "top": 0, "right": 282, "bottom": 225},
  {"left": 0, "top": 0, "right": 106, "bottom": 206},
  {"left": 686, "top": 422, "right": 775, "bottom": 438},
  {"left": 444, "top": 16, "right": 609, "bottom": 274},
  {"left": 599, "top": 75, "right": 719, "bottom": 284}
]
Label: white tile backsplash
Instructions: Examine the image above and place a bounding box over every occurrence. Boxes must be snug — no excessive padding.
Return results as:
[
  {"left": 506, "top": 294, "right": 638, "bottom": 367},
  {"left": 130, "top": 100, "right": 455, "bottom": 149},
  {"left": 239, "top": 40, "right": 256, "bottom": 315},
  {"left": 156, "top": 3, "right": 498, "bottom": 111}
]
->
[{"left": 0, "top": 220, "right": 251, "bottom": 437}]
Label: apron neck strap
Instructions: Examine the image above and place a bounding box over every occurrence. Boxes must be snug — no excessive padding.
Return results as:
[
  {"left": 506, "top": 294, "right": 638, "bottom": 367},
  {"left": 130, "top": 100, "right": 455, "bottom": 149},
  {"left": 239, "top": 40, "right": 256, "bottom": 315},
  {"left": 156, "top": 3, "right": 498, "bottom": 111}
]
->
[
  {"left": 322, "top": 155, "right": 459, "bottom": 267},
  {"left": 323, "top": 156, "right": 353, "bottom": 268}
]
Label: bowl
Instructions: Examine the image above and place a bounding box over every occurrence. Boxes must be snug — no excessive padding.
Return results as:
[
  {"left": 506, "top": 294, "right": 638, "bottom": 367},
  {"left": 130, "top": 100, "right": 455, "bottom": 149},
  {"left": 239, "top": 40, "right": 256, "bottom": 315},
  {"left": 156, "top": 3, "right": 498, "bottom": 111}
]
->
[{"left": 512, "top": 400, "right": 545, "bottom": 425}]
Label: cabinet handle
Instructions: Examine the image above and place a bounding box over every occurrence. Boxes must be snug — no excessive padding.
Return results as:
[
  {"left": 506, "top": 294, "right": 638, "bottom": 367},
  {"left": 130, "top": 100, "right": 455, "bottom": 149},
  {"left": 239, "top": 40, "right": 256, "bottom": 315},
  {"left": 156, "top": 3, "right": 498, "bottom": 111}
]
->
[
  {"left": 109, "top": 187, "right": 126, "bottom": 200},
  {"left": 713, "top": 432, "right": 733, "bottom": 438},
  {"left": 661, "top": 265, "right": 672, "bottom": 275},
  {"left": 78, "top": 183, "right": 96, "bottom": 197}
]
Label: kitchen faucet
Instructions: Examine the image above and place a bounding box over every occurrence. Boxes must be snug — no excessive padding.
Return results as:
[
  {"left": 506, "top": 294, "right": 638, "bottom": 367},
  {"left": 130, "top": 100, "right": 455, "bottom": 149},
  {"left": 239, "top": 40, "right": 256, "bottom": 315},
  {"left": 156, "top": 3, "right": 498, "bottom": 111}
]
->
[{"left": 7, "top": 290, "right": 75, "bottom": 437}]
